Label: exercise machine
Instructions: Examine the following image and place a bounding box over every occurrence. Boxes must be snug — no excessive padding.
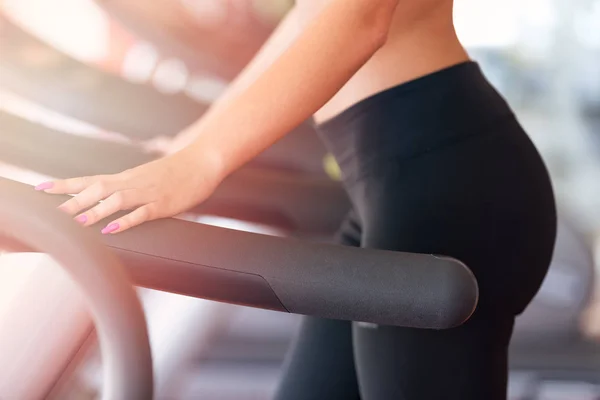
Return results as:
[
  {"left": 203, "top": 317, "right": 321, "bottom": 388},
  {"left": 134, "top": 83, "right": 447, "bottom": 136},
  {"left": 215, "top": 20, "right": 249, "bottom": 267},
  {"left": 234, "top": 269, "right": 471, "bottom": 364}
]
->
[
  {"left": 0, "top": 177, "right": 153, "bottom": 400},
  {"left": 0, "top": 176, "right": 478, "bottom": 398}
]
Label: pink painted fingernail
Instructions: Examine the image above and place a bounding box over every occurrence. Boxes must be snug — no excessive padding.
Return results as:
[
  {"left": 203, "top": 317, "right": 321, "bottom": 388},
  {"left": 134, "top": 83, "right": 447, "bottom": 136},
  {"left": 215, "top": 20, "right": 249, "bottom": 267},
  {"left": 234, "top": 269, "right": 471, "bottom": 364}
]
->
[
  {"left": 76, "top": 215, "right": 88, "bottom": 224},
  {"left": 35, "top": 182, "right": 54, "bottom": 191},
  {"left": 101, "top": 223, "right": 120, "bottom": 235}
]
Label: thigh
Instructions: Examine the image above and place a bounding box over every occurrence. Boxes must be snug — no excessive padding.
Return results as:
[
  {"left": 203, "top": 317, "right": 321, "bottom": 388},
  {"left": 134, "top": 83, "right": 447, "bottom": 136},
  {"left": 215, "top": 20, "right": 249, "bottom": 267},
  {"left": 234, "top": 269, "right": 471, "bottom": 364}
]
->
[
  {"left": 274, "top": 317, "right": 359, "bottom": 400},
  {"left": 353, "top": 312, "right": 515, "bottom": 400},
  {"left": 273, "top": 210, "right": 362, "bottom": 400}
]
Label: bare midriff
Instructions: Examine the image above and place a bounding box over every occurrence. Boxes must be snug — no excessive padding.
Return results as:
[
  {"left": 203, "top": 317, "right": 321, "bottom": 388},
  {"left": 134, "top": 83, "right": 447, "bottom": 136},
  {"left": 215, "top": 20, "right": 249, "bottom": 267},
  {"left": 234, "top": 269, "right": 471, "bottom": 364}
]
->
[{"left": 295, "top": 0, "right": 471, "bottom": 123}]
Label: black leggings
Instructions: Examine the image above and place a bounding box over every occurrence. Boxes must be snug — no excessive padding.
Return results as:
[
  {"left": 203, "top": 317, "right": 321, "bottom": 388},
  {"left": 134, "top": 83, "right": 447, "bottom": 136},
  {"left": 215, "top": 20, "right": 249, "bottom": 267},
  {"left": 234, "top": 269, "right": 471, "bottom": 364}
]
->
[{"left": 273, "top": 62, "right": 557, "bottom": 400}]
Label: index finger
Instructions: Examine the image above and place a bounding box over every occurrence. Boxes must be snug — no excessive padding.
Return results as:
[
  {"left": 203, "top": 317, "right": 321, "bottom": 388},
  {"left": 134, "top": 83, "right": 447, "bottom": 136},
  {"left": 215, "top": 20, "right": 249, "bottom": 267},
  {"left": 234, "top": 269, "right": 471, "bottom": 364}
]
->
[{"left": 35, "top": 175, "right": 108, "bottom": 195}]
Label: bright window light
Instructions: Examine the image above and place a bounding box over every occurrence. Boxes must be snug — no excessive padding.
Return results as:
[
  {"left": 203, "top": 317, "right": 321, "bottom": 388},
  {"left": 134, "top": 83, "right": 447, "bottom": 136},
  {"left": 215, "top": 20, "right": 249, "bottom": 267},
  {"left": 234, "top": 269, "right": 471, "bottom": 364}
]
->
[{"left": 2, "top": 0, "right": 109, "bottom": 63}]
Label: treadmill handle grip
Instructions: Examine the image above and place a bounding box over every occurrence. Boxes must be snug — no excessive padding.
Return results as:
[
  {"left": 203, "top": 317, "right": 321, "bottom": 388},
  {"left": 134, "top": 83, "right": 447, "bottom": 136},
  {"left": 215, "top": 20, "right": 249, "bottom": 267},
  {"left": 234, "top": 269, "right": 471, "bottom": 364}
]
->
[{"left": 102, "top": 216, "right": 479, "bottom": 330}]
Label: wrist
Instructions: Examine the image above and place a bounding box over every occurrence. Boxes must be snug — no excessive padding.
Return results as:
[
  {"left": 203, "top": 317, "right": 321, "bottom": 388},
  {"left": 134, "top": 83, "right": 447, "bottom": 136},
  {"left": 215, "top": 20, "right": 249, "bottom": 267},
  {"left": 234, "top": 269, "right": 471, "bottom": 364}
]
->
[{"left": 177, "top": 143, "right": 228, "bottom": 186}]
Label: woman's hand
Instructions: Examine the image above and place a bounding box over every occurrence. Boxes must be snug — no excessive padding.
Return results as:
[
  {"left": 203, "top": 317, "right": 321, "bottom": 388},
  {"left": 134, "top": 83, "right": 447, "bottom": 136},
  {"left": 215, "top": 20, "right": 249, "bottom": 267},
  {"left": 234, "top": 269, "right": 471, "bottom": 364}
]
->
[{"left": 35, "top": 149, "right": 223, "bottom": 234}]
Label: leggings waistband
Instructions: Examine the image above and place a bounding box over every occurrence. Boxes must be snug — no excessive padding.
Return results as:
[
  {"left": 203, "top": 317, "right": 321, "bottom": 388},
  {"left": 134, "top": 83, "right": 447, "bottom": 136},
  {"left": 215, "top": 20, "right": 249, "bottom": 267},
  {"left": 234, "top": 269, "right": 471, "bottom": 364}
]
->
[{"left": 316, "top": 62, "right": 515, "bottom": 183}]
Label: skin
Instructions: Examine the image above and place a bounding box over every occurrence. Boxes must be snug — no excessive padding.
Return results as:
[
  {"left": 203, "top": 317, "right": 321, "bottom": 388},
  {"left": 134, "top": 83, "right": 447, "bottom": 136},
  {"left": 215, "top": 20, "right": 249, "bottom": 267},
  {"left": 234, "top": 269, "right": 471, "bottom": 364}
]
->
[
  {"left": 38, "top": 0, "right": 469, "bottom": 234},
  {"left": 583, "top": 297, "right": 600, "bottom": 339}
]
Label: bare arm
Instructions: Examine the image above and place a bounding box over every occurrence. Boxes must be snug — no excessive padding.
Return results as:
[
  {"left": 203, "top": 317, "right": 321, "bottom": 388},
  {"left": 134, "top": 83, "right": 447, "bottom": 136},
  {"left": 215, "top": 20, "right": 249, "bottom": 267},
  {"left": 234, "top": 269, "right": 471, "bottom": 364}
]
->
[
  {"left": 184, "top": 0, "right": 400, "bottom": 179},
  {"left": 43, "top": 0, "right": 400, "bottom": 233}
]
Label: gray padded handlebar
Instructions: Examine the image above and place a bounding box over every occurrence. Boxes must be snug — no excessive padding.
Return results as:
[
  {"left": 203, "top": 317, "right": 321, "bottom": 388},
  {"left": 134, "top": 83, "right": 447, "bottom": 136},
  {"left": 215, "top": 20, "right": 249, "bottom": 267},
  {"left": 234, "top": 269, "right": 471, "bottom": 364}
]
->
[
  {"left": 2, "top": 177, "right": 478, "bottom": 329},
  {"left": 102, "top": 218, "right": 479, "bottom": 329},
  {"left": 0, "top": 178, "right": 153, "bottom": 400}
]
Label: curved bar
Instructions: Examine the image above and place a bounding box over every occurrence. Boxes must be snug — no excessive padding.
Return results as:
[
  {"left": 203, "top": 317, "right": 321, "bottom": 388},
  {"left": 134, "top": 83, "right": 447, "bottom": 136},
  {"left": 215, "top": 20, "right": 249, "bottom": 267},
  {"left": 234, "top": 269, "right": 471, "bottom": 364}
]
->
[
  {"left": 0, "top": 15, "right": 204, "bottom": 139},
  {"left": 0, "top": 180, "right": 153, "bottom": 399},
  {"left": 0, "top": 112, "right": 349, "bottom": 234},
  {"left": 2, "top": 178, "right": 479, "bottom": 329},
  {"left": 94, "top": 0, "right": 271, "bottom": 79}
]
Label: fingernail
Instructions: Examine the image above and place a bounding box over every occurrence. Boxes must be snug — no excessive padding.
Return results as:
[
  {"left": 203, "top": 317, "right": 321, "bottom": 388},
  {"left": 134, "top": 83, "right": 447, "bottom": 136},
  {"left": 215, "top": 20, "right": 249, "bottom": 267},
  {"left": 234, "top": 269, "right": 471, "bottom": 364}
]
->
[
  {"left": 75, "top": 215, "right": 88, "bottom": 224},
  {"left": 101, "top": 223, "right": 120, "bottom": 235},
  {"left": 35, "top": 182, "right": 54, "bottom": 191}
]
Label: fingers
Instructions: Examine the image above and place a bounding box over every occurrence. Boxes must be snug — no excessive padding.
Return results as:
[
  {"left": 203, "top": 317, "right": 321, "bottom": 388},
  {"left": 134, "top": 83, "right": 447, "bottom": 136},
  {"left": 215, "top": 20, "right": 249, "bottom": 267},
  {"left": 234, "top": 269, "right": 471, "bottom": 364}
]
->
[
  {"left": 37, "top": 170, "right": 162, "bottom": 234},
  {"left": 100, "top": 204, "right": 159, "bottom": 235},
  {"left": 58, "top": 179, "right": 119, "bottom": 216},
  {"left": 36, "top": 175, "right": 108, "bottom": 195},
  {"left": 75, "top": 189, "right": 152, "bottom": 227}
]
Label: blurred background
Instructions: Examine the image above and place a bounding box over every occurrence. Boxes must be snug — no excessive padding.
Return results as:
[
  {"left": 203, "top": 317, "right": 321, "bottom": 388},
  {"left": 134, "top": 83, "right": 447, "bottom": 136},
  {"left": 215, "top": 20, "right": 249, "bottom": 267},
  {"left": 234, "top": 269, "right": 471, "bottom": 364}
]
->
[{"left": 0, "top": 0, "right": 599, "bottom": 399}]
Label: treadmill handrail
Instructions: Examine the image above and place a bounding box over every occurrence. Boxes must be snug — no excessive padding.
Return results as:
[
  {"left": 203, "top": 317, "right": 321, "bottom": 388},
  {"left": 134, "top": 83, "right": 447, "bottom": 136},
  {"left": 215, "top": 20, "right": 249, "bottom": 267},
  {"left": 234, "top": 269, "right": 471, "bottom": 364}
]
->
[
  {"left": 0, "top": 178, "right": 153, "bottom": 400},
  {"left": 1, "top": 177, "right": 479, "bottom": 330}
]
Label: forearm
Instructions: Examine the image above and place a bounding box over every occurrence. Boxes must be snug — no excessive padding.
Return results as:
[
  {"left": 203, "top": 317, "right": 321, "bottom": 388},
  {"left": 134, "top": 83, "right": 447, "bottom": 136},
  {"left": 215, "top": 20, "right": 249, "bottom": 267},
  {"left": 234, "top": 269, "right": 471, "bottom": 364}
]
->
[{"left": 187, "top": 0, "right": 398, "bottom": 178}]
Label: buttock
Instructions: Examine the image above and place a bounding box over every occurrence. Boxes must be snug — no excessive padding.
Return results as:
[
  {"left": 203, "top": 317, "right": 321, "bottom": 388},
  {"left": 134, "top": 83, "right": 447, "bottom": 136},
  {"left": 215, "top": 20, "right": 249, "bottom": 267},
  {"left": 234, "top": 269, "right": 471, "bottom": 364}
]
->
[
  {"left": 349, "top": 119, "right": 555, "bottom": 314},
  {"left": 319, "top": 62, "right": 557, "bottom": 315}
]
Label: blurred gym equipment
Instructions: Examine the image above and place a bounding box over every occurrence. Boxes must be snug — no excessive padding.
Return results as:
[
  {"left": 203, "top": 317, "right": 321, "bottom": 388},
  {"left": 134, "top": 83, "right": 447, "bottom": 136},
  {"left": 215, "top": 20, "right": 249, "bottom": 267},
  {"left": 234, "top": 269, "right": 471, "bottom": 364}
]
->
[
  {"left": 0, "top": 15, "right": 328, "bottom": 177},
  {"left": 0, "top": 176, "right": 153, "bottom": 400}
]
